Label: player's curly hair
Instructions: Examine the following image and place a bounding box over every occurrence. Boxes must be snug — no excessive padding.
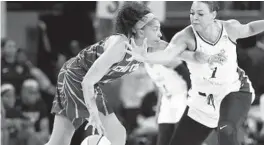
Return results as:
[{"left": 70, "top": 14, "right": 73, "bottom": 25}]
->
[{"left": 114, "top": 2, "right": 151, "bottom": 37}]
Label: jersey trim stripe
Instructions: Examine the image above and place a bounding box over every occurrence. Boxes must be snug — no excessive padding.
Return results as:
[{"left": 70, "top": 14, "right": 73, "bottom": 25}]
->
[
  {"left": 228, "top": 37, "right": 237, "bottom": 45},
  {"left": 196, "top": 22, "right": 223, "bottom": 46},
  {"left": 194, "top": 34, "right": 197, "bottom": 51}
]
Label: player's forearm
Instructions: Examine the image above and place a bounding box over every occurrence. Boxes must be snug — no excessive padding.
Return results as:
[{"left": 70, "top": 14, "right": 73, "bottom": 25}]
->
[
  {"left": 144, "top": 50, "right": 206, "bottom": 65},
  {"left": 144, "top": 50, "right": 175, "bottom": 65},
  {"left": 180, "top": 51, "right": 209, "bottom": 64},
  {"left": 82, "top": 82, "right": 100, "bottom": 116},
  {"left": 248, "top": 20, "right": 264, "bottom": 36},
  {"left": 82, "top": 81, "right": 97, "bottom": 108},
  {"left": 179, "top": 51, "right": 198, "bottom": 63}
]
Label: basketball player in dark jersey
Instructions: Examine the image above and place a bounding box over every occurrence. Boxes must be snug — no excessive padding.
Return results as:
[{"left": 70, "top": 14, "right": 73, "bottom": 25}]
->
[{"left": 45, "top": 2, "right": 165, "bottom": 145}]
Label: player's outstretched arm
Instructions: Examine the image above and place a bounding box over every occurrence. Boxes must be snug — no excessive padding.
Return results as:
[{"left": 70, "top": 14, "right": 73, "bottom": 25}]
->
[
  {"left": 142, "top": 31, "right": 188, "bottom": 65},
  {"left": 227, "top": 19, "right": 264, "bottom": 39},
  {"left": 141, "top": 30, "right": 218, "bottom": 65}
]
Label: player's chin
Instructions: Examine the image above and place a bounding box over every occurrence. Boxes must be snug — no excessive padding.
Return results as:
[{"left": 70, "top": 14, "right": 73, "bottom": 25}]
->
[{"left": 192, "top": 25, "right": 202, "bottom": 31}]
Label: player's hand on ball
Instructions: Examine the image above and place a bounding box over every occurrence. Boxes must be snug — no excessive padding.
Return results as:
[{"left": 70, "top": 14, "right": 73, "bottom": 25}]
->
[{"left": 85, "top": 111, "right": 106, "bottom": 136}]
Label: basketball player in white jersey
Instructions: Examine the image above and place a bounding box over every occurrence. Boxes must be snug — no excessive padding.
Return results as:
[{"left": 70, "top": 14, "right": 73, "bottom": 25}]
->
[
  {"left": 126, "top": 1, "right": 264, "bottom": 145},
  {"left": 144, "top": 61, "right": 191, "bottom": 145}
]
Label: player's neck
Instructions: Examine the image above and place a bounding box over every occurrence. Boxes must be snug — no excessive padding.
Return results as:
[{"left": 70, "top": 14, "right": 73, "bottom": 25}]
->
[
  {"left": 134, "top": 38, "right": 144, "bottom": 53},
  {"left": 199, "top": 22, "right": 221, "bottom": 43}
]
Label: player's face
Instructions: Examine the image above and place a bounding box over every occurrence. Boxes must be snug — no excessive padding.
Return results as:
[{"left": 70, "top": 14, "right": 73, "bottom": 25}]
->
[
  {"left": 143, "top": 19, "right": 162, "bottom": 47},
  {"left": 190, "top": 1, "right": 216, "bottom": 32}
]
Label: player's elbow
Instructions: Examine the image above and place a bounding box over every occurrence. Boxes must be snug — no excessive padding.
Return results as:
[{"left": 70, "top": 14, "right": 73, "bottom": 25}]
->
[
  {"left": 248, "top": 24, "right": 257, "bottom": 36},
  {"left": 241, "top": 24, "right": 257, "bottom": 38}
]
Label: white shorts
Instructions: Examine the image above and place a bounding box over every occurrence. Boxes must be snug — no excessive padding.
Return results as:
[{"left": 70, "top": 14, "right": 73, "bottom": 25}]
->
[{"left": 158, "top": 92, "right": 187, "bottom": 124}]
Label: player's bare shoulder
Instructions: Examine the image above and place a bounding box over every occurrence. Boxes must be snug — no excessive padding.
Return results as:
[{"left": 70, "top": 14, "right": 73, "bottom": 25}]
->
[
  {"left": 222, "top": 19, "right": 240, "bottom": 40},
  {"left": 104, "top": 34, "right": 128, "bottom": 51},
  {"left": 182, "top": 25, "right": 196, "bottom": 51},
  {"left": 171, "top": 26, "right": 193, "bottom": 42},
  {"left": 183, "top": 25, "right": 196, "bottom": 39},
  {"left": 109, "top": 34, "right": 128, "bottom": 44},
  {"left": 223, "top": 19, "right": 240, "bottom": 30}
]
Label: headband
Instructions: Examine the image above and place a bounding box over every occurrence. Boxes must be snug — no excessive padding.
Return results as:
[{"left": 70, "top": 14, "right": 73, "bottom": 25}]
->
[{"left": 134, "top": 13, "right": 156, "bottom": 29}]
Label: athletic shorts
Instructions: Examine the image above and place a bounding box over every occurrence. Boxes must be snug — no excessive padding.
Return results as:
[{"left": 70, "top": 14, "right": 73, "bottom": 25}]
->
[{"left": 51, "top": 64, "right": 113, "bottom": 129}]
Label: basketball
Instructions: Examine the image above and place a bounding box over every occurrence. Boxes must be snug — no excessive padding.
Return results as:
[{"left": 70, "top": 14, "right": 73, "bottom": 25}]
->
[{"left": 80, "top": 135, "right": 111, "bottom": 145}]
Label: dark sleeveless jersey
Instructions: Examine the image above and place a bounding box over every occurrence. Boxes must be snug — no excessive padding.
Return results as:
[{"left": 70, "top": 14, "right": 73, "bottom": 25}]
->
[{"left": 63, "top": 34, "right": 142, "bottom": 84}]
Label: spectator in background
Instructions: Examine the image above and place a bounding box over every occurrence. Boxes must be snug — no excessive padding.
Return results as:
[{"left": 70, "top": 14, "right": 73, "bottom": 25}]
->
[
  {"left": 255, "top": 34, "right": 264, "bottom": 97},
  {"left": 1, "top": 84, "right": 17, "bottom": 115},
  {"left": 16, "top": 42, "right": 56, "bottom": 138},
  {"left": 129, "top": 91, "right": 159, "bottom": 145},
  {"left": 19, "top": 79, "right": 50, "bottom": 144},
  {"left": 1, "top": 100, "right": 9, "bottom": 145},
  {"left": 1, "top": 38, "right": 55, "bottom": 100},
  {"left": 246, "top": 93, "right": 264, "bottom": 144},
  {"left": 259, "top": 94, "right": 264, "bottom": 139},
  {"left": 17, "top": 48, "right": 56, "bottom": 96},
  {"left": 1, "top": 38, "right": 32, "bottom": 97},
  {"left": 1, "top": 83, "right": 42, "bottom": 145},
  {"left": 1, "top": 83, "right": 25, "bottom": 145},
  {"left": 256, "top": 33, "right": 264, "bottom": 50}
]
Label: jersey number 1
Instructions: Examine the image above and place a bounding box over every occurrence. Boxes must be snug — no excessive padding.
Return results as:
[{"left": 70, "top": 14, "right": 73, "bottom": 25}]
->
[
  {"left": 211, "top": 67, "right": 217, "bottom": 78},
  {"left": 161, "top": 85, "right": 172, "bottom": 98}
]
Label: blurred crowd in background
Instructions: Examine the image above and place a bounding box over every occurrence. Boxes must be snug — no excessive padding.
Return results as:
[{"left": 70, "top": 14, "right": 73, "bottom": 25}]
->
[{"left": 1, "top": 1, "right": 264, "bottom": 145}]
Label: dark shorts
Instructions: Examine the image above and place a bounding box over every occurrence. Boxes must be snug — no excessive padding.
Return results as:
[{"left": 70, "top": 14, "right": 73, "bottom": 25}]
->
[
  {"left": 169, "top": 107, "right": 213, "bottom": 145},
  {"left": 169, "top": 89, "right": 252, "bottom": 145},
  {"left": 157, "top": 123, "right": 179, "bottom": 145},
  {"left": 51, "top": 64, "right": 113, "bottom": 129}
]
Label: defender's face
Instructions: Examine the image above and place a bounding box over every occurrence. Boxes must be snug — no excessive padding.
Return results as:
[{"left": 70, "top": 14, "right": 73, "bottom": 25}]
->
[{"left": 190, "top": 1, "right": 215, "bottom": 32}]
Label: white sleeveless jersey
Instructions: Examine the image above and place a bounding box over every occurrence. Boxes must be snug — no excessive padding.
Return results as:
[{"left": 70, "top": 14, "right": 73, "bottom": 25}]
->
[
  {"left": 186, "top": 22, "right": 255, "bottom": 128},
  {"left": 145, "top": 63, "right": 187, "bottom": 124}
]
